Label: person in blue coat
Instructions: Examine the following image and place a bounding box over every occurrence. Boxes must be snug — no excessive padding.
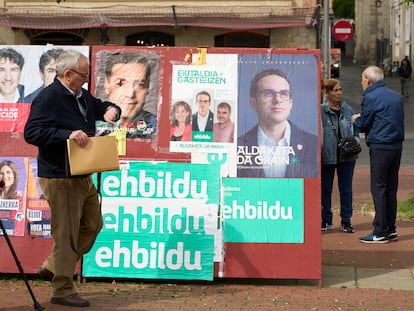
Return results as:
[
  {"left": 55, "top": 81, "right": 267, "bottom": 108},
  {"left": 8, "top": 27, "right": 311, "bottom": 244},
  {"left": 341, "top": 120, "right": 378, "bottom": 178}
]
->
[{"left": 352, "top": 65, "right": 404, "bottom": 244}]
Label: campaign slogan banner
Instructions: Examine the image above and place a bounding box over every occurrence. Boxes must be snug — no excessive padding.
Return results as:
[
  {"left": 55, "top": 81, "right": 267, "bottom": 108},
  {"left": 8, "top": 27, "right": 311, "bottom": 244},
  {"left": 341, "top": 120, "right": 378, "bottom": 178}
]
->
[
  {"left": 170, "top": 54, "right": 238, "bottom": 153},
  {"left": 83, "top": 161, "right": 220, "bottom": 281},
  {"left": 0, "top": 103, "right": 31, "bottom": 132},
  {"left": 222, "top": 178, "right": 304, "bottom": 243}
]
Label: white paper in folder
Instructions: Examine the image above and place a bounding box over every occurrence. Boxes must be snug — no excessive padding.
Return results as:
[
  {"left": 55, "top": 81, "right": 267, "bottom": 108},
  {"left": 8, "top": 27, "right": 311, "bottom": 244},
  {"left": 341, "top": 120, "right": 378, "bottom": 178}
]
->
[{"left": 67, "top": 136, "right": 120, "bottom": 175}]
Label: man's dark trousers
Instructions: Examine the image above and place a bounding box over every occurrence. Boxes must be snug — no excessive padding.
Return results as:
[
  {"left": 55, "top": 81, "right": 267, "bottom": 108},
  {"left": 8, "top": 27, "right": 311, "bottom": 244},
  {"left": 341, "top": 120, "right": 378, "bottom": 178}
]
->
[{"left": 370, "top": 148, "right": 402, "bottom": 237}]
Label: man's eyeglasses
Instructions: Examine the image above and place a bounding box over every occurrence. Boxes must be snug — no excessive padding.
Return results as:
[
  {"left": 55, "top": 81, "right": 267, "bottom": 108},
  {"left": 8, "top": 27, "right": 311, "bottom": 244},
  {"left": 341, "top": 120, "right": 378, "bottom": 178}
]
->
[
  {"left": 259, "top": 89, "right": 291, "bottom": 101},
  {"left": 69, "top": 68, "right": 89, "bottom": 78}
]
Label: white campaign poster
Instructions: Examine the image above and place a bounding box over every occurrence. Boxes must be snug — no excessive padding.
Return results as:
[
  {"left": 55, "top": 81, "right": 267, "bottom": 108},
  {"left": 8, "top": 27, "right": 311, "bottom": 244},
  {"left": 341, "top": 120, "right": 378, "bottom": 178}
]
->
[{"left": 169, "top": 54, "right": 238, "bottom": 154}]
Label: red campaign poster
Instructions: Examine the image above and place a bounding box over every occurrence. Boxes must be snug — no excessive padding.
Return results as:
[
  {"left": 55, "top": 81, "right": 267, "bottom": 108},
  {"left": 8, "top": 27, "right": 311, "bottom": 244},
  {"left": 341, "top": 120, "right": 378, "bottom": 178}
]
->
[{"left": 0, "top": 103, "right": 31, "bottom": 132}]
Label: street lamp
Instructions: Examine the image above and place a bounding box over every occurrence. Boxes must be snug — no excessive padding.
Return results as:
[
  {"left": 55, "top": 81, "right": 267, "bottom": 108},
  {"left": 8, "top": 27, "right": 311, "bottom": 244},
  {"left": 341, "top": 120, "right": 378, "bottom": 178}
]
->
[{"left": 376, "top": 0, "right": 382, "bottom": 8}]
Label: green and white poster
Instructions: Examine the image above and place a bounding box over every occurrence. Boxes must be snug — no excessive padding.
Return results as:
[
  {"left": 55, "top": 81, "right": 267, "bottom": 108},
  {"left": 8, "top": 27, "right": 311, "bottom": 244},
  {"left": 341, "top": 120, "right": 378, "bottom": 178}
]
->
[
  {"left": 169, "top": 54, "right": 238, "bottom": 153},
  {"left": 222, "top": 178, "right": 304, "bottom": 243},
  {"left": 83, "top": 161, "right": 220, "bottom": 281}
]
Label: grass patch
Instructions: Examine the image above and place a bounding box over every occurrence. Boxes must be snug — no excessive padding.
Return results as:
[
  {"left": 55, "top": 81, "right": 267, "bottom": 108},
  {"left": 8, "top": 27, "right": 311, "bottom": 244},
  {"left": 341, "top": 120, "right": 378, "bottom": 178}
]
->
[
  {"left": 396, "top": 193, "right": 414, "bottom": 220},
  {"left": 358, "top": 192, "right": 414, "bottom": 220}
]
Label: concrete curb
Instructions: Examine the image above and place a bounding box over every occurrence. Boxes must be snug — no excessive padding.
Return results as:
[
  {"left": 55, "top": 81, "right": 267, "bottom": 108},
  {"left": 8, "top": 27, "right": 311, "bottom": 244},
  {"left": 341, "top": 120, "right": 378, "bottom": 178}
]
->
[{"left": 323, "top": 266, "right": 414, "bottom": 290}]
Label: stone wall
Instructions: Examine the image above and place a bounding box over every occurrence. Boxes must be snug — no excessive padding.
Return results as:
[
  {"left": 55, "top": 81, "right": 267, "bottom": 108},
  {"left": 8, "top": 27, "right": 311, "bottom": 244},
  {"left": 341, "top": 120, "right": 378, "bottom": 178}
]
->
[
  {"left": 354, "top": 0, "right": 391, "bottom": 67},
  {"left": 354, "top": 0, "right": 373, "bottom": 66}
]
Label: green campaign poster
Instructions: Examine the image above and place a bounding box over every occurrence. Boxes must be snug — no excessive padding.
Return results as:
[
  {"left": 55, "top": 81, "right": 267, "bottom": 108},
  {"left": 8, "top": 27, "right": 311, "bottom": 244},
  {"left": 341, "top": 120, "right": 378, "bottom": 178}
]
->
[
  {"left": 83, "top": 161, "right": 220, "bottom": 281},
  {"left": 222, "top": 178, "right": 304, "bottom": 243}
]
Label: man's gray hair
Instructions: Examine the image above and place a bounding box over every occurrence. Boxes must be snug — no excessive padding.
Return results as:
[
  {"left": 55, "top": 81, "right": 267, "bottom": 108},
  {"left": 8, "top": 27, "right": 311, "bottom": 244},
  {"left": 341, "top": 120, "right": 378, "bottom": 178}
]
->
[
  {"left": 55, "top": 49, "right": 88, "bottom": 76},
  {"left": 362, "top": 66, "right": 384, "bottom": 83}
]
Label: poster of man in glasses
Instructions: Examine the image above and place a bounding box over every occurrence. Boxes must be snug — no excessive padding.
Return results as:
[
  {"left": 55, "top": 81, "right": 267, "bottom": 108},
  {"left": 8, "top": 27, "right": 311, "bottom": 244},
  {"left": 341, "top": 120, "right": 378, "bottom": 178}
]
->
[{"left": 236, "top": 53, "right": 318, "bottom": 178}]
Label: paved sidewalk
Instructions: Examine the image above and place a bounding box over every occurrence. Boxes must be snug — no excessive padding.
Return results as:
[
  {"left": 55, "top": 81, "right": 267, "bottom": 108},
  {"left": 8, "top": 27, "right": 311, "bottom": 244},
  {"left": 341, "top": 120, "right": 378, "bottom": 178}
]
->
[
  {"left": 320, "top": 167, "right": 414, "bottom": 294},
  {"left": 1, "top": 278, "right": 414, "bottom": 311},
  {"left": 323, "top": 266, "right": 414, "bottom": 290},
  {"left": 322, "top": 211, "right": 414, "bottom": 291}
]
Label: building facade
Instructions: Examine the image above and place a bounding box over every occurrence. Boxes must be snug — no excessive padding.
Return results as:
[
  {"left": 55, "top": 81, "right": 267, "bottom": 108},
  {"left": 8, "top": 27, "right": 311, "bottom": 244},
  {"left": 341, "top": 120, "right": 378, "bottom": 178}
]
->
[
  {"left": 392, "top": 0, "right": 412, "bottom": 64},
  {"left": 354, "top": 0, "right": 412, "bottom": 69},
  {"left": 0, "top": 0, "right": 323, "bottom": 51}
]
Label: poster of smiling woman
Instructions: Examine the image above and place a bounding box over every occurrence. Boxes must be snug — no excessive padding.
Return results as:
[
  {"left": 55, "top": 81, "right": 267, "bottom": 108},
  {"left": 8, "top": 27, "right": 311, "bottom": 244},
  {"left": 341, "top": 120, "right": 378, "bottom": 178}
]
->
[{"left": 0, "top": 156, "right": 27, "bottom": 236}]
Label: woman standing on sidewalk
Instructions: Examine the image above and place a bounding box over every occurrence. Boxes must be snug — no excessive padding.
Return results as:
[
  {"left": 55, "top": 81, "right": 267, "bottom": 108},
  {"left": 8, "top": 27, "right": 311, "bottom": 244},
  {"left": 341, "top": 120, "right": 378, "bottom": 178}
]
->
[{"left": 321, "top": 79, "right": 360, "bottom": 233}]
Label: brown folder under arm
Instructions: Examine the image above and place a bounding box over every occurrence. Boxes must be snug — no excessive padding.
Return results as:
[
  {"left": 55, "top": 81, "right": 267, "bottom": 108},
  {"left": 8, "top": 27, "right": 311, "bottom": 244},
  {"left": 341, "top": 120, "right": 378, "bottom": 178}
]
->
[{"left": 67, "top": 136, "right": 120, "bottom": 175}]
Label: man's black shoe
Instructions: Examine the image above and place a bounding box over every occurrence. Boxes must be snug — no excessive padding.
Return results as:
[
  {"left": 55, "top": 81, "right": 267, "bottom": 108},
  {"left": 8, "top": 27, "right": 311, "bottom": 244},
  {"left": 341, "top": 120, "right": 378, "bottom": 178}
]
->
[
  {"left": 51, "top": 293, "right": 90, "bottom": 307},
  {"left": 37, "top": 266, "right": 54, "bottom": 281}
]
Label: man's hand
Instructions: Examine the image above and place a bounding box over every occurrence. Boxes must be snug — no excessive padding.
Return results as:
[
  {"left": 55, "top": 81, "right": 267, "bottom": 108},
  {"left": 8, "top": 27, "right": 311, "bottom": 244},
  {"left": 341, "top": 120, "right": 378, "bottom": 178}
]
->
[
  {"left": 69, "top": 130, "right": 89, "bottom": 148},
  {"left": 351, "top": 113, "right": 361, "bottom": 123},
  {"left": 103, "top": 107, "right": 120, "bottom": 125}
]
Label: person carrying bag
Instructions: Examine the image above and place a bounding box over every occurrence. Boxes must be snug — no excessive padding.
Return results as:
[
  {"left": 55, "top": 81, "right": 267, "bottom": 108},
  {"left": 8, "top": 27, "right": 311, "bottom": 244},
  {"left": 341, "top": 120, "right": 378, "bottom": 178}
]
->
[
  {"left": 335, "top": 128, "right": 361, "bottom": 163},
  {"left": 321, "top": 78, "right": 360, "bottom": 233}
]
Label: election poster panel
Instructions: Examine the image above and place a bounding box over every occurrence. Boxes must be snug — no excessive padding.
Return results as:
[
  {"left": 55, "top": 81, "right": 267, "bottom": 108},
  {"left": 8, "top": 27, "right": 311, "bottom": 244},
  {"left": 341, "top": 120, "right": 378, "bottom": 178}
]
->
[
  {"left": 26, "top": 157, "right": 51, "bottom": 238},
  {"left": 0, "top": 45, "right": 89, "bottom": 104},
  {"left": 94, "top": 50, "right": 160, "bottom": 140},
  {"left": 169, "top": 54, "right": 238, "bottom": 154},
  {"left": 0, "top": 156, "right": 27, "bottom": 236},
  {"left": 0, "top": 103, "right": 30, "bottom": 132},
  {"left": 222, "top": 178, "right": 304, "bottom": 243},
  {"left": 83, "top": 161, "right": 221, "bottom": 281},
  {"left": 236, "top": 53, "right": 319, "bottom": 178},
  {"left": 185, "top": 53, "right": 238, "bottom": 177}
]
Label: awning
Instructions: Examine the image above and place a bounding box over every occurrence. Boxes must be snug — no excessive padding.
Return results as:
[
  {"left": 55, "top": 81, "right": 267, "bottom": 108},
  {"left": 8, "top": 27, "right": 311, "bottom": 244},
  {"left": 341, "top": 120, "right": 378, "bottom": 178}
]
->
[{"left": 0, "top": 6, "right": 316, "bottom": 30}]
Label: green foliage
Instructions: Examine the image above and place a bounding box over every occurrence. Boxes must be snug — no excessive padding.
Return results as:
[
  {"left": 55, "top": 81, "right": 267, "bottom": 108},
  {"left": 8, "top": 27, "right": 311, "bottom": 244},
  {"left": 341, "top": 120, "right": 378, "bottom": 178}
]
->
[
  {"left": 403, "top": 0, "right": 414, "bottom": 3},
  {"left": 364, "top": 193, "right": 414, "bottom": 220},
  {"left": 397, "top": 193, "right": 414, "bottom": 220},
  {"left": 332, "top": 0, "right": 355, "bottom": 19}
]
